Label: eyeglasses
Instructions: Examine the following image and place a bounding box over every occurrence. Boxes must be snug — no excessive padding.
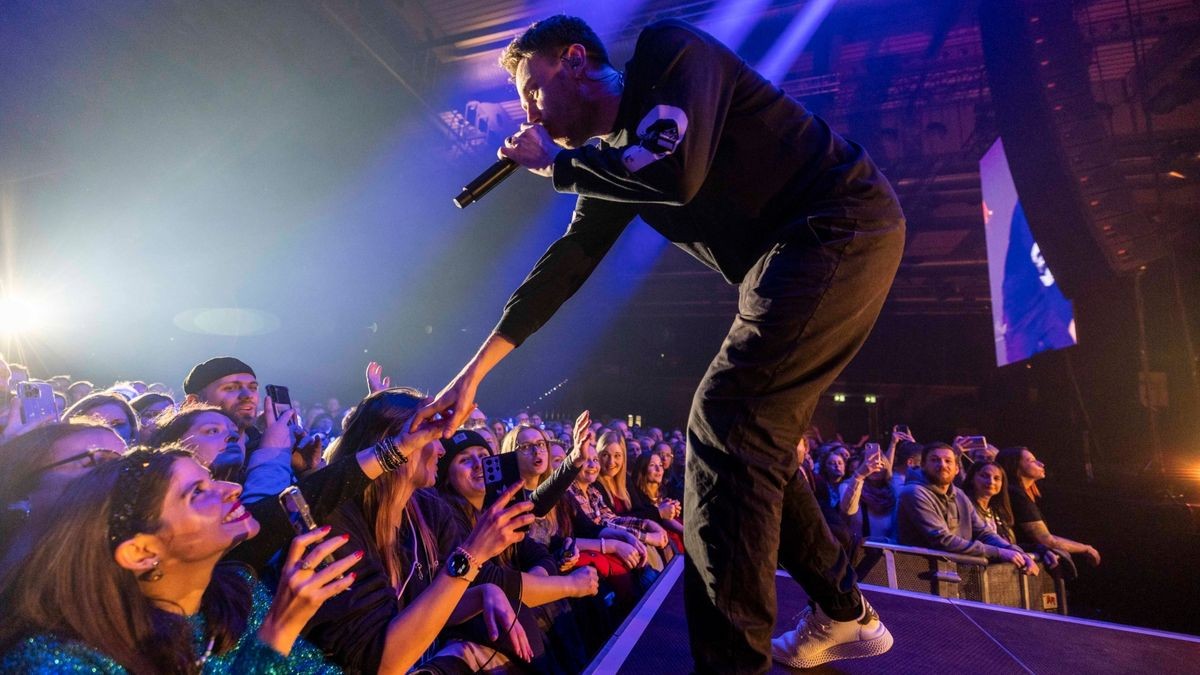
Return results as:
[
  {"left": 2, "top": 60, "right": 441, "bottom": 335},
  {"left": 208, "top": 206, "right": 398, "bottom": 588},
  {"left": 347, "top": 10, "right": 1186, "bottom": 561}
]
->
[
  {"left": 515, "top": 440, "right": 549, "bottom": 454},
  {"left": 33, "top": 448, "right": 123, "bottom": 474}
]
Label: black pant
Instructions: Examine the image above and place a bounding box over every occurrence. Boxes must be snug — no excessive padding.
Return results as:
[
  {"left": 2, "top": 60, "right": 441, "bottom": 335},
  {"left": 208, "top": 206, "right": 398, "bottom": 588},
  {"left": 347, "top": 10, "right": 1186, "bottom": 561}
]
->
[{"left": 683, "top": 215, "right": 905, "bottom": 674}]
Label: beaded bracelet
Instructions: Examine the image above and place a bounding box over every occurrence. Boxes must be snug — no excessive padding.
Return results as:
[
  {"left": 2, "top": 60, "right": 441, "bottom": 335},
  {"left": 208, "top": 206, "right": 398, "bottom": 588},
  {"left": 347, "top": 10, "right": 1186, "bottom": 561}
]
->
[{"left": 374, "top": 435, "right": 409, "bottom": 472}]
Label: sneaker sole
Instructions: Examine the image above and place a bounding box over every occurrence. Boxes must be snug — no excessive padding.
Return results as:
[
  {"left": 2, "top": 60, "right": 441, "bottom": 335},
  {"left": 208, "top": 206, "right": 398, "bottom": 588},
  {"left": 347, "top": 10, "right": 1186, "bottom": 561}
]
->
[{"left": 771, "top": 627, "right": 894, "bottom": 670}]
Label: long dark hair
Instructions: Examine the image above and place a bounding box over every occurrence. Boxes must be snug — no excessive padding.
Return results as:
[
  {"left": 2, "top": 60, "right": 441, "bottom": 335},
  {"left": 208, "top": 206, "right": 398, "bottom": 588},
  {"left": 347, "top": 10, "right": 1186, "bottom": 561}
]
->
[
  {"left": 996, "top": 446, "right": 1041, "bottom": 501},
  {"left": 331, "top": 387, "right": 439, "bottom": 589},
  {"left": 963, "top": 460, "right": 1015, "bottom": 529},
  {"left": 0, "top": 419, "right": 120, "bottom": 545},
  {"left": 631, "top": 451, "right": 660, "bottom": 501},
  {"left": 0, "top": 448, "right": 250, "bottom": 674}
]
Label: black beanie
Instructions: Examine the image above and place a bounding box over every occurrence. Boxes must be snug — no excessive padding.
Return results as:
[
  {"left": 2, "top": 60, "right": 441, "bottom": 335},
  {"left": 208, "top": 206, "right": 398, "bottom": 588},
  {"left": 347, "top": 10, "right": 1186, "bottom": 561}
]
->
[
  {"left": 437, "top": 429, "right": 491, "bottom": 487},
  {"left": 183, "top": 357, "right": 256, "bottom": 395}
]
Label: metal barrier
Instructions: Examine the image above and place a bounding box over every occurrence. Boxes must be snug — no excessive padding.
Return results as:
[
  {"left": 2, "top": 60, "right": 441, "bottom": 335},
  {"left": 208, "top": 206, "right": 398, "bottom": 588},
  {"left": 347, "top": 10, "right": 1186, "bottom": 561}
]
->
[{"left": 856, "top": 541, "right": 1068, "bottom": 614}]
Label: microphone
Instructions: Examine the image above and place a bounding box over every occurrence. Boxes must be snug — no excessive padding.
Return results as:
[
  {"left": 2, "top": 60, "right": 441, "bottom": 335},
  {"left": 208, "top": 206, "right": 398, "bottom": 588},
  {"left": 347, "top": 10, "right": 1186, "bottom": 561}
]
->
[{"left": 454, "top": 157, "right": 518, "bottom": 208}]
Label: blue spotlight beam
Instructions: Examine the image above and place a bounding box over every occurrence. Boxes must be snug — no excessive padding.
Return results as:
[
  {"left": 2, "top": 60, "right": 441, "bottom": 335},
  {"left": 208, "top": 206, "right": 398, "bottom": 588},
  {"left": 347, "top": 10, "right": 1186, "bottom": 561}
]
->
[
  {"left": 756, "top": 0, "right": 838, "bottom": 83},
  {"left": 703, "top": 0, "right": 774, "bottom": 52}
]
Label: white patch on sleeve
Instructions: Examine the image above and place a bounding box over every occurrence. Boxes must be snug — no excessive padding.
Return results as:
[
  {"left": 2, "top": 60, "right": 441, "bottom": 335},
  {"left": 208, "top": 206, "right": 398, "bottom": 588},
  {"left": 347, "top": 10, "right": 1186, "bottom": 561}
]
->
[{"left": 621, "top": 105, "right": 689, "bottom": 172}]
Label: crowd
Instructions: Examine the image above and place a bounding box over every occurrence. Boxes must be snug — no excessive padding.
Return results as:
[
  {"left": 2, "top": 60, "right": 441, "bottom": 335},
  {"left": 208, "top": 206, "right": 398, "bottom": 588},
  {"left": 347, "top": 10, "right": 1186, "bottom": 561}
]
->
[
  {"left": 0, "top": 352, "right": 1100, "bottom": 673},
  {"left": 797, "top": 427, "right": 1102, "bottom": 580},
  {"left": 0, "top": 354, "right": 691, "bottom": 674}
]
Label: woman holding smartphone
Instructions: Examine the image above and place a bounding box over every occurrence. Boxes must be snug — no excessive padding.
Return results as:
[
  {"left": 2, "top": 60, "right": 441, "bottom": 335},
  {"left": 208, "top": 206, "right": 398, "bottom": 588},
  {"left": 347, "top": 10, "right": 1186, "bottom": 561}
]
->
[{"left": 0, "top": 448, "right": 356, "bottom": 673}]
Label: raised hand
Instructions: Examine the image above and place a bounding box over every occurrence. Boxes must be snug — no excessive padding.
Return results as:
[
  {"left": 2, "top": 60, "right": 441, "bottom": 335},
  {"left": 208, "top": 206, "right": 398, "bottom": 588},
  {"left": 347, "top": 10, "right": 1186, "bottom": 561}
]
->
[
  {"left": 569, "top": 410, "right": 594, "bottom": 468},
  {"left": 259, "top": 526, "right": 359, "bottom": 656},
  {"left": 259, "top": 395, "right": 300, "bottom": 451},
  {"left": 365, "top": 361, "right": 391, "bottom": 395},
  {"left": 1, "top": 399, "right": 54, "bottom": 443},
  {"left": 292, "top": 432, "right": 326, "bottom": 476},
  {"left": 855, "top": 451, "right": 887, "bottom": 478},
  {"left": 411, "top": 373, "right": 476, "bottom": 439}
]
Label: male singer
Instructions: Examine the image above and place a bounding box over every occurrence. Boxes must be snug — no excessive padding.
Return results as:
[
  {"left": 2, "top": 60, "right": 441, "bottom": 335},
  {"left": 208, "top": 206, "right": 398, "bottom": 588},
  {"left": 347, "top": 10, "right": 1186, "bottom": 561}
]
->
[{"left": 415, "top": 16, "right": 904, "bottom": 673}]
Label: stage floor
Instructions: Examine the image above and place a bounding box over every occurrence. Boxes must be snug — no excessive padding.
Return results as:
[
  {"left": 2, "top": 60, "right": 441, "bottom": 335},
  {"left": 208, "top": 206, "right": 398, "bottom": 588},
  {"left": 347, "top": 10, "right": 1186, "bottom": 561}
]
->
[{"left": 589, "top": 561, "right": 1200, "bottom": 674}]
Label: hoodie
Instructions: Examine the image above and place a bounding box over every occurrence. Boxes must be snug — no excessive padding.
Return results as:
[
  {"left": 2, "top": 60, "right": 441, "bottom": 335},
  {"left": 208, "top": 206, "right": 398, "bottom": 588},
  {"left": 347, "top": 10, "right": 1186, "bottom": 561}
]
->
[{"left": 896, "top": 469, "right": 1012, "bottom": 560}]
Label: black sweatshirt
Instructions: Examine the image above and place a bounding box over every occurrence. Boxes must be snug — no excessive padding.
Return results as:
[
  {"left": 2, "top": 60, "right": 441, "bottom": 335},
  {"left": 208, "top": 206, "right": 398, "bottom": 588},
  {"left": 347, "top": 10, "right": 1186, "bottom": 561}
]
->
[{"left": 495, "top": 20, "right": 903, "bottom": 347}]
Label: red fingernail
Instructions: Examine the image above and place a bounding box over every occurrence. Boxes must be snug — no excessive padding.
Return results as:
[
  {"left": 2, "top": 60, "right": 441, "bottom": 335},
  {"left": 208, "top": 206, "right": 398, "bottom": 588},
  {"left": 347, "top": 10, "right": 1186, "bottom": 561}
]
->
[
  {"left": 341, "top": 534, "right": 350, "bottom": 541},
  {"left": 349, "top": 572, "right": 356, "bottom": 580},
  {"left": 354, "top": 550, "right": 364, "bottom": 559},
  {"left": 321, "top": 525, "right": 332, "bottom": 533}
]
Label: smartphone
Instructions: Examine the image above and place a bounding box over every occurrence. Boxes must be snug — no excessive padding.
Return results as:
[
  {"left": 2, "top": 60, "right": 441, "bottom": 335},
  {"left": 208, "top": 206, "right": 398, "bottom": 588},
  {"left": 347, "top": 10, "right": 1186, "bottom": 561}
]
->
[
  {"left": 20, "top": 382, "right": 58, "bottom": 426},
  {"left": 864, "top": 442, "right": 882, "bottom": 458},
  {"left": 894, "top": 425, "right": 911, "bottom": 437},
  {"left": 265, "top": 384, "right": 291, "bottom": 417},
  {"left": 481, "top": 453, "right": 531, "bottom": 531},
  {"left": 265, "top": 384, "right": 303, "bottom": 432},
  {"left": 962, "top": 435, "right": 988, "bottom": 451},
  {"left": 278, "top": 486, "right": 336, "bottom": 572}
]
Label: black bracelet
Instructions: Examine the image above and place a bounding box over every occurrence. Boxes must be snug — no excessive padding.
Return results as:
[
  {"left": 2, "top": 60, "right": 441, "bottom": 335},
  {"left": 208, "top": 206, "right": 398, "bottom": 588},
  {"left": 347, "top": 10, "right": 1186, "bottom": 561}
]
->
[{"left": 374, "top": 436, "right": 409, "bottom": 472}]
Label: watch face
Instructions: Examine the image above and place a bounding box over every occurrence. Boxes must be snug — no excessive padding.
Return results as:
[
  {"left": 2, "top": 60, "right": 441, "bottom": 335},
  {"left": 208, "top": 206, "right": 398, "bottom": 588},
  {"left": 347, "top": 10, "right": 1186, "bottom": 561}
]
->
[{"left": 447, "top": 551, "right": 470, "bottom": 577}]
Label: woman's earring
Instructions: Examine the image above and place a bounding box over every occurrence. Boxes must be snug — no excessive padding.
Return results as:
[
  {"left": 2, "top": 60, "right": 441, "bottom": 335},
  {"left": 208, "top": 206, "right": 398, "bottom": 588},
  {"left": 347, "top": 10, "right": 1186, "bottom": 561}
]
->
[{"left": 142, "top": 559, "right": 164, "bottom": 582}]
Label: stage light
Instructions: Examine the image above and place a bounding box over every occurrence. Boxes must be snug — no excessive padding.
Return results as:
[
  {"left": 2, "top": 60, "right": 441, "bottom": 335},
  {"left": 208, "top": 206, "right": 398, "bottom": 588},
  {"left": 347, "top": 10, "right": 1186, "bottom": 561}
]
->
[
  {"left": 0, "top": 293, "right": 47, "bottom": 338},
  {"left": 757, "top": 0, "right": 839, "bottom": 83},
  {"left": 865, "top": 394, "right": 877, "bottom": 404},
  {"left": 833, "top": 393, "right": 846, "bottom": 403}
]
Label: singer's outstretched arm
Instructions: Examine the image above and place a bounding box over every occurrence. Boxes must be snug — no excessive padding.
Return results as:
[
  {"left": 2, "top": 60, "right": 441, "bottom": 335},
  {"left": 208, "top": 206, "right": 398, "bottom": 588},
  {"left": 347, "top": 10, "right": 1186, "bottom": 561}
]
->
[{"left": 414, "top": 196, "right": 635, "bottom": 433}]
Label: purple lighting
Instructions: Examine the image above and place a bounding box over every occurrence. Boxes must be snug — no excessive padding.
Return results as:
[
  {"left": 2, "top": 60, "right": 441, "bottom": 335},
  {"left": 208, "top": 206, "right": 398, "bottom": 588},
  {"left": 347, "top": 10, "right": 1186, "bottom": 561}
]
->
[{"left": 756, "top": 0, "right": 838, "bottom": 83}]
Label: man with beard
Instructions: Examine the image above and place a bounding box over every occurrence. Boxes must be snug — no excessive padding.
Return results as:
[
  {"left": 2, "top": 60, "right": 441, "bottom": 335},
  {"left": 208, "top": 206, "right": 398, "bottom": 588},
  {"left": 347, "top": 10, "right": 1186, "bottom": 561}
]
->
[{"left": 896, "top": 442, "right": 1036, "bottom": 573}]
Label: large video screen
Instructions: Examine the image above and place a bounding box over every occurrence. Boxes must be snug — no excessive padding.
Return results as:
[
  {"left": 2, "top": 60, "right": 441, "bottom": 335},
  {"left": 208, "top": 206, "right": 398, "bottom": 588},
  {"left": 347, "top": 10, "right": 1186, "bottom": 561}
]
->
[{"left": 981, "top": 137, "right": 1077, "bottom": 367}]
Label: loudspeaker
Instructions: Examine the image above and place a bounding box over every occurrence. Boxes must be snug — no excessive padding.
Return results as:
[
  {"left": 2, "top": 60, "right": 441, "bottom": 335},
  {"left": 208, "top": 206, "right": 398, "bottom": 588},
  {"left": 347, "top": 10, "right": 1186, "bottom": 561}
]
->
[{"left": 980, "top": 0, "right": 1165, "bottom": 297}]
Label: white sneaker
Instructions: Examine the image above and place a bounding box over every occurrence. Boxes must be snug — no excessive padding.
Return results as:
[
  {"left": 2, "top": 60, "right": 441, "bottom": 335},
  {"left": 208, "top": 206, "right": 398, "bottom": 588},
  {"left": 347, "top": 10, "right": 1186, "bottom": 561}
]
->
[{"left": 770, "top": 598, "right": 893, "bottom": 669}]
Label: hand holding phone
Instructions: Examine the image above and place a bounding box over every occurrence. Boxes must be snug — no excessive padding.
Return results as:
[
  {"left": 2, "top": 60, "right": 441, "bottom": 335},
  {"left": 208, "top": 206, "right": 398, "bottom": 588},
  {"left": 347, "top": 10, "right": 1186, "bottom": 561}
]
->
[
  {"left": 278, "top": 486, "right": 338, "bottom": 572},
  {"left": 20, "top": 382, "right": 58, "bottom": 427},
  {"left": 482, "top": 454, "right": 531, "bottom": 532},
  {"left": 857, "top": 442, "right": 885, "bottom": 477}
]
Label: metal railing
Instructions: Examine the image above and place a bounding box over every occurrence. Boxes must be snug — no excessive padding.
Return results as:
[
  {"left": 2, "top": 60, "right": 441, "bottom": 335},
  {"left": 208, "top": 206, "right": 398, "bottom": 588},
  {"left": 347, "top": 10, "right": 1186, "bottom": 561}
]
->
[{"left": 856, "top": 541, "right": 1068, "bottom": 614}]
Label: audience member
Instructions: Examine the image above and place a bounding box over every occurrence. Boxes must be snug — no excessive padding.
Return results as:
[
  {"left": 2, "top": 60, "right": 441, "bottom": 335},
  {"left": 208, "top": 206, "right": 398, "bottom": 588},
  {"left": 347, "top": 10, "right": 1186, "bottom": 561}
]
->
[
  {"left": 0, "top": 448, "right": 353, "bottom": 672},
  {"left": 896, "top": 443, "right": 1036, "bottom": 574},
  {"left": 129, "top": 392, "right": 174, "bottom": 444},
  {"left": 501, "top": 424, "right": 551, "bottom": 491},
  {"left": 182, "top": 357, "right": 262, "bottom": 439},
  {"left": 66, "top": 380, "right": 94, "bottom": 405},
  {"left": 309, "top": 388, "right": 539, "bottom": 673},
  {"left": 997, "top": 446, "right": 1101, "bottom": 568},
  {"left": 62, "top": 392, "right": 139, "bottom": 445},
  {"left": 0, "top": 420, "right": 127, "bottom": 577},
  {"left": 838, "top": 444, "right": 894, "bottom": 541},
  {"left": 629, "top": 451, "right": 684, "bottom": 552},
  {"left": 434, "top": 428, "right": 599, "bottom": 672},
  {"left": 962, "top": 460, "right": 1018, "bottom": 545}
]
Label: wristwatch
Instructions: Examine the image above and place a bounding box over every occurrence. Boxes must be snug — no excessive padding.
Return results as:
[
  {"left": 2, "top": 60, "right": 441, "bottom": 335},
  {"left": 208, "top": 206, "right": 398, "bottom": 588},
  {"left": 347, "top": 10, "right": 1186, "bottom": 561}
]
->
[{"left": 445, "top": 546, "right": 479, "bottom": 583}]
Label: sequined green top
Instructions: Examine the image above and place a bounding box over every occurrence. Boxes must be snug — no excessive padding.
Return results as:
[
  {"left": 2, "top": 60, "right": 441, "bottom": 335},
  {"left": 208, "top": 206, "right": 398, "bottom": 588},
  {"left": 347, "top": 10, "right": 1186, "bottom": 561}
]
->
[{"left": 0, "top": 571, "right": 340, "bottom": 674}]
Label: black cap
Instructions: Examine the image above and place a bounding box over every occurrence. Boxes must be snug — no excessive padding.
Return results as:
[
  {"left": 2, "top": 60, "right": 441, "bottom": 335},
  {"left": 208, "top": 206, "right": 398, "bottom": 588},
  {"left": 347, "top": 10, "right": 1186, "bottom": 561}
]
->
[
  {"left": 183, "top": 357, "right": 255, "bottom": 396},
  {"left": 437, "top": 429, "right": 491, "bottom": 486}
]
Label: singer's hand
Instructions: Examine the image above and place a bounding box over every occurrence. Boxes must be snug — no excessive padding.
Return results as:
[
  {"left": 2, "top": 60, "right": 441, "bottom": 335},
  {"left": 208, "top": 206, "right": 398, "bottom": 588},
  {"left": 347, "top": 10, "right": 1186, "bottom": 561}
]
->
[{"left": 498, "top": 123, "right": 557, "bottom": 177}]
